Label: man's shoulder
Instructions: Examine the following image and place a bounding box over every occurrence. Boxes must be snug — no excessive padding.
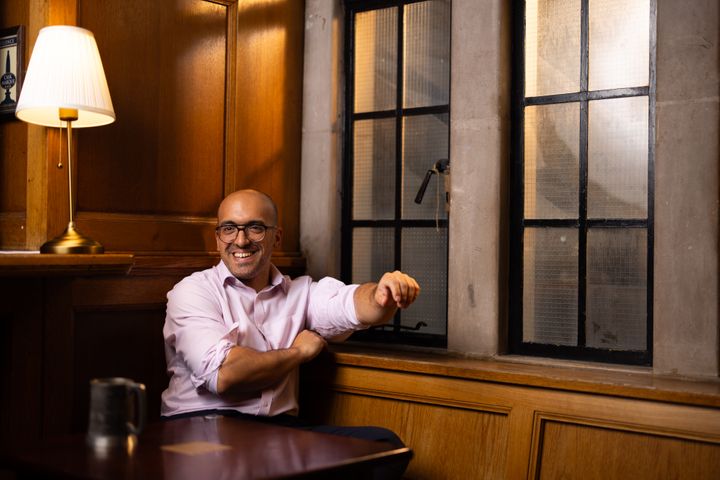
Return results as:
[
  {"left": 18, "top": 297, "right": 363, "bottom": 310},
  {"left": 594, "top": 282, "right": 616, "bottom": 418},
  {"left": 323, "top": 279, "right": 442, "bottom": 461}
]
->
[{"left": 170, "top": 264, "right": 223, "bottom": 296}]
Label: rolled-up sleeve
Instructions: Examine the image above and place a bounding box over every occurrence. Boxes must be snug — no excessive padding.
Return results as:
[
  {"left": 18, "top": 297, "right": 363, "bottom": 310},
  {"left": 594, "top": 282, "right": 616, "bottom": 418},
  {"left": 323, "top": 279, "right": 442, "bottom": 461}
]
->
[
  {"left": 305, "top": 277, "right": 364, "bottom": 338},
  {"left": 165, "top": 281, "right": 236, "bottom": 394}
]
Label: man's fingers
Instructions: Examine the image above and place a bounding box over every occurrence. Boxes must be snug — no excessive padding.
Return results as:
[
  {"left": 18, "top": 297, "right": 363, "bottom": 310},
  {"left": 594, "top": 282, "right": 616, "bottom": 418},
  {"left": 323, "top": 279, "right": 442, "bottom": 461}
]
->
[{"left": 377, "top": 271, "right": 420, "bottom": 308}]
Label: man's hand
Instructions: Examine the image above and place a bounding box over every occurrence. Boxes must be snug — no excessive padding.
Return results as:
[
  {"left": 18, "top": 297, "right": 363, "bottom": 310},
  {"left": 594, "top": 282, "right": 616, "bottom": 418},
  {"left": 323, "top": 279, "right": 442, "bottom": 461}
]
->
[
  {"left": 354, "top": 271, "right": 420, "bottom": 326},
  {"left": 374, "top": 271, "right": 420, "bottom": 309},
  {"left": 291, "top": 329, "right": 327, "bottom": 361}
]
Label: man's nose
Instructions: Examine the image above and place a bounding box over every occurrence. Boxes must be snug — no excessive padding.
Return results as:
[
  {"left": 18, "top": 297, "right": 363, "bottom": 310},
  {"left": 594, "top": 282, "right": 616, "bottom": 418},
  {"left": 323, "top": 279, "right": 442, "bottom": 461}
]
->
[{"left": 233, "top": 228, "right": 251, "bottom": 246}]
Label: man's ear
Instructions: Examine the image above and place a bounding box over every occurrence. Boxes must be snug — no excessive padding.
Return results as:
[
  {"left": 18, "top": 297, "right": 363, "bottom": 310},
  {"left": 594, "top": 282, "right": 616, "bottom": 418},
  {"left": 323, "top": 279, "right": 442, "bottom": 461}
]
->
[{"left": 273, "top": 227, "right": 283, "bottom": 248}]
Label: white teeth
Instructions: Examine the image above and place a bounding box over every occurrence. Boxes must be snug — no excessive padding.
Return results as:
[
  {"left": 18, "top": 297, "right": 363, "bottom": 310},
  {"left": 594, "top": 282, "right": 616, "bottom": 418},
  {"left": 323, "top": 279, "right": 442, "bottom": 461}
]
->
[{"left": 233, "top": 252, "right": 253, "bottom": 258}]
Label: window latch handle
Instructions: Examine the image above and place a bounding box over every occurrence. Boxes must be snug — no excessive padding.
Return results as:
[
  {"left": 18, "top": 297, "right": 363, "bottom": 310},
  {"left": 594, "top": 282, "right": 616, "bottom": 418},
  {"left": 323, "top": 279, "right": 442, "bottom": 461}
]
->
[{"left": 414, "top": 158, "right": 449, "bottom": 204}]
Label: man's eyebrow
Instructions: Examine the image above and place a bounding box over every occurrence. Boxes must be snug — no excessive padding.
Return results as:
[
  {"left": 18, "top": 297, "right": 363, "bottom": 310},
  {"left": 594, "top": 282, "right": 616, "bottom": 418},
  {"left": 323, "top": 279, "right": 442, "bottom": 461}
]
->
[{"left": 218, "top": 220, "right": 266, "bottom": 226}]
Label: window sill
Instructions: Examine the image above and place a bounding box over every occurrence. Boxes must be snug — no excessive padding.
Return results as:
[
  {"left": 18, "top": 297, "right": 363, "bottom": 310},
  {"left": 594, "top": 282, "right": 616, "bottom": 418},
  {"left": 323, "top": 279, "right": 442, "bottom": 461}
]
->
[{"left": 325, "top": 343, "right": 720, "bottom": 409}]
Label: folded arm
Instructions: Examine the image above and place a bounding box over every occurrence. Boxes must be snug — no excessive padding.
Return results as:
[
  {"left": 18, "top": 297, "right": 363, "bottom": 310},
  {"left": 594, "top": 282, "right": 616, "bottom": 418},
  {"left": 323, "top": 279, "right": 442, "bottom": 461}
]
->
[{"left": 216, "top": 329, "right": 326, "bottom": 395}]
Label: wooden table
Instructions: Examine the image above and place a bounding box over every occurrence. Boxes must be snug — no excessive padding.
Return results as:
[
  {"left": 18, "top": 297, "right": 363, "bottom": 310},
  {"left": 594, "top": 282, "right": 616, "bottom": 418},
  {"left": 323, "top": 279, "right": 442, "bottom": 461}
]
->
[{"left": 2, "top": 415, "right": 412, "bottom": 479}]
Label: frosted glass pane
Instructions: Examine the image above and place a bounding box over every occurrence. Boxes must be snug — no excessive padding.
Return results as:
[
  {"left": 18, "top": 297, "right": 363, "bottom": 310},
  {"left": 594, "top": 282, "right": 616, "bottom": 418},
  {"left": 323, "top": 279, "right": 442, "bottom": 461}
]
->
[
  {"left": 352, "top": 228, "right": 394, "bottom": 284},
  {"left": 402, "top": 114, "right": 449, "bottom": 220},
  {"left": 401, "top": 228, "right": 447, "bottom": 335},
  {"left": 589, "top": 0, "right": 649, "bottom": 91},
  {"left": 403, "top": 0, "right": 450, "bottom": 108},
  {"left": 586, "top": 228, "right": 647, "bottom": 350},
  {"left": 354, "top": 8, "right": 397, "bottom": 113},
  {"left": 353, "top": 119, "right": 396, "bottom": 220},
  {"left": 588, "top": 96, "right": 648, "bottom": 219},
  {"left": 523, "top": 228, "right": 578, "bottom": 345},
  {"left": 524, "top": 104, "right": 579, "bottom": 219},
  {"left": 525, "top": 0, "right": 581, "bottom": 97}
]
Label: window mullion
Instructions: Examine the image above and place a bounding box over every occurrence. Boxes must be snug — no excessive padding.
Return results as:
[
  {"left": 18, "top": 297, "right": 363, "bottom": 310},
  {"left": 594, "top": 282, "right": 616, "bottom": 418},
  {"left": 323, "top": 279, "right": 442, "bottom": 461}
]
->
[
  {"left": 392, "top": 3, "right": 405, "bottom": 332},
  {"left": 578, "top": 0, "right": 589, "bottom": 348}
]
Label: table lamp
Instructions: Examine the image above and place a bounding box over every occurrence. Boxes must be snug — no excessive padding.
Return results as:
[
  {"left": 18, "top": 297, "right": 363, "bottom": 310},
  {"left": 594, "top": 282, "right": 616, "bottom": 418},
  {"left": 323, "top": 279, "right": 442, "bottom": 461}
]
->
[{"left": 15, "top": 25, "right": 115, "bottom": 254}]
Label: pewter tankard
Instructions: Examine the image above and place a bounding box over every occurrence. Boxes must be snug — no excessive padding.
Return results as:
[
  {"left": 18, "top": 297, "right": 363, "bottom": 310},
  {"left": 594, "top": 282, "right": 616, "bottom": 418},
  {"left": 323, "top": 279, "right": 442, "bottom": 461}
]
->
[{"left": 87, "top": 377, "right": 146, "bottom": 451}]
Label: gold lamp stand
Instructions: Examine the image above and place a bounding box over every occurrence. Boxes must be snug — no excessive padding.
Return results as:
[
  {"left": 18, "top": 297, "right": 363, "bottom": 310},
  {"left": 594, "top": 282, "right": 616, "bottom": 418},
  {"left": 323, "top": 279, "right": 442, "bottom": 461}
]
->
[{"left": 40, "top": 108, "right": 104, "bottom": 254}]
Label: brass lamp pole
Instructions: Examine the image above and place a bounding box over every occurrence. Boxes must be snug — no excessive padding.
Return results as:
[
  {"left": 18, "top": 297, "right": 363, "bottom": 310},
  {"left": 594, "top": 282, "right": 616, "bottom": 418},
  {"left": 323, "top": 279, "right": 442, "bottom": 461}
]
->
[{"left": 39, "top": 108, "right": 104, "bottom": 253}]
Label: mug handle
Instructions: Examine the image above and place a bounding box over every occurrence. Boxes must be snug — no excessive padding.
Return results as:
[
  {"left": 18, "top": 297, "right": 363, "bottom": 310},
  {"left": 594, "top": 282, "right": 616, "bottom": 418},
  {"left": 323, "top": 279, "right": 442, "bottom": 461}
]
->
[{"left": 127, "top": 382, "right": 146, "bottom": 436}]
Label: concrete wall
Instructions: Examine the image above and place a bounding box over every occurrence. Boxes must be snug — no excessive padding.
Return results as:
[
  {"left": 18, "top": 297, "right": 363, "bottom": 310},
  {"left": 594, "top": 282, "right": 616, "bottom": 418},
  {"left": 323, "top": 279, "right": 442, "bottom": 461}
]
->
[
  {"left": 654, "top": 0, "right": 719, "bottom": 376},
  {"left": 300, "top": 0, "right": 720, "bottom": 377}
]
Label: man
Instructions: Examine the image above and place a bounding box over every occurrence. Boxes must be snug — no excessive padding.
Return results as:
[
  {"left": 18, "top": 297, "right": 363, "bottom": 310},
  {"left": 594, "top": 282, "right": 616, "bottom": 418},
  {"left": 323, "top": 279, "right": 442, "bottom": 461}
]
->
[{"left": 161, "top": 189, "right": 419, "bottom": 475}]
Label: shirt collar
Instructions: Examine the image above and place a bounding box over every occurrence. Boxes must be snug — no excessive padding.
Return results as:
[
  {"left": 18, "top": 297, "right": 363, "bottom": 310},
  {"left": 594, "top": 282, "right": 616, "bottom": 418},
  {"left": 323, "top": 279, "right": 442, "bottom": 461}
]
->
[{"left": 216, "top": 260, "right": 289, "bottom": 293}]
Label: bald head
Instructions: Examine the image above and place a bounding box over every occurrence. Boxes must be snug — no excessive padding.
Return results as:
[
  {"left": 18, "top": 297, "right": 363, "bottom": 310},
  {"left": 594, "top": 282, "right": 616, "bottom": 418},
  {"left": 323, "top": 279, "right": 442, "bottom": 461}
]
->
[{"left": 217, "top": 189, "right": 278, "bottom": 226}]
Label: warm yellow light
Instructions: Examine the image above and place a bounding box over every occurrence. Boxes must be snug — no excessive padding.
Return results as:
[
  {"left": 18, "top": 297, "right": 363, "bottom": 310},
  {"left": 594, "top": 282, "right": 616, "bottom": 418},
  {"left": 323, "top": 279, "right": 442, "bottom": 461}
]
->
[{"left": 15, "top": 25, "right": 115, "bottom": 128}]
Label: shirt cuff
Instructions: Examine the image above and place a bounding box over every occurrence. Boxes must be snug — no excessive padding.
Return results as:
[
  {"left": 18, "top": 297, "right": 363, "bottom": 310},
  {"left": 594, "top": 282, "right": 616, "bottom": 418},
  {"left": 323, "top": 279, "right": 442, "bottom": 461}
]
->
[{"left": 189, "top": 325, "right": 238, "bottom": 394}]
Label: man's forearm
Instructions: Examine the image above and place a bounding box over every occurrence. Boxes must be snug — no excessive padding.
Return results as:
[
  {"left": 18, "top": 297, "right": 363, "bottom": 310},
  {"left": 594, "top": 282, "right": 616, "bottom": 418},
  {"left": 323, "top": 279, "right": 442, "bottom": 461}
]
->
[
  {"left": 354, "top": 282, "right": 397, "bottom": 326},
  {"left": 216, "top": 345, "right": 302, "bottom": 395}
]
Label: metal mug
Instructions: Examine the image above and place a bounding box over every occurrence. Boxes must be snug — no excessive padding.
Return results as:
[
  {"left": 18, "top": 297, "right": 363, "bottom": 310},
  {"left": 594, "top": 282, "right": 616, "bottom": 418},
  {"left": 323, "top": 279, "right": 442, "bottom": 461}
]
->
[{"left": 87, "top": 377, "right": 146, "bottom": 451}]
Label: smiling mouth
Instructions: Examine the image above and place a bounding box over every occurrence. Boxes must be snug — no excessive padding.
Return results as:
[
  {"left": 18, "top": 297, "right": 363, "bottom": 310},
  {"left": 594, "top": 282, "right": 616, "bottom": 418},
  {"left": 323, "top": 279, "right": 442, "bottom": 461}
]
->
[{"left": 232, "top": 251, "right": 255, "bottom": 259}]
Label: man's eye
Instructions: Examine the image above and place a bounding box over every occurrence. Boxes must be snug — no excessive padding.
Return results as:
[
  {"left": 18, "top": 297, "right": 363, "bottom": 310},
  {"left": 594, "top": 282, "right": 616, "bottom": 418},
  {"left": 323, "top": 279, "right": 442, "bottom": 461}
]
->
[
  {"left": 248, "top": 225, "right": 265, "bottom": 234},
  {"left": 221, "top": 225, "right": 237, "bottom": 234}
]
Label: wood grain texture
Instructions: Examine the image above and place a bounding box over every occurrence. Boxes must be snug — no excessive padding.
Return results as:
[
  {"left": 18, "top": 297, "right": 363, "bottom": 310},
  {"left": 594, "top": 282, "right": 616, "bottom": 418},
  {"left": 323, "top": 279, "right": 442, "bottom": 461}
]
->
[
  {"left": 233, "top": 0, "right": 304, "bottom": 253},
  {"left": 320, "top": 393, "right": 508, "bottom": 480},
  {"left": 0, "top": 253, "right": 133, "bottom": 276},
  {"left": 536, "top": 421, "right": 720, "bottom": 480},
  {"left": 301, "top": 351, "right": 720, "bottom": 480},
  {"left": 326, "top": 344, "right": 720, "bottom": 408},
  {"left": 77, "top": 0, "right": 227, "bottom": 217}
]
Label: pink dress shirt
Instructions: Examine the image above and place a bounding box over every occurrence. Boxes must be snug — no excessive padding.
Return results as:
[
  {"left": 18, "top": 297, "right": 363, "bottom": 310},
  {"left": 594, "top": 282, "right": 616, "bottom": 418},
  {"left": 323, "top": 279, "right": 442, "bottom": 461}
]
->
[{"left": 161, "top": 261, "right": 363, "bottom": 417}]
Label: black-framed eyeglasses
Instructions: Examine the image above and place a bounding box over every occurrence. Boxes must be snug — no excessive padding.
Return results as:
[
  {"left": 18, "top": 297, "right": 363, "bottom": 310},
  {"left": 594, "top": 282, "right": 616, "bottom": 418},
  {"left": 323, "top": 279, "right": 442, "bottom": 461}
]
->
[{"left": 215, "top": 223, "right": 276, "bottom": 244}]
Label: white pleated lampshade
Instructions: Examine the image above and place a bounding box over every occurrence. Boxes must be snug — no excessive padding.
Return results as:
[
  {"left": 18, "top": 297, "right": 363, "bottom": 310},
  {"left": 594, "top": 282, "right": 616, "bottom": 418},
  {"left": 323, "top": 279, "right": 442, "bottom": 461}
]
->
[{"left": 15, "top": 25, "right": 115, "bottom": 128}]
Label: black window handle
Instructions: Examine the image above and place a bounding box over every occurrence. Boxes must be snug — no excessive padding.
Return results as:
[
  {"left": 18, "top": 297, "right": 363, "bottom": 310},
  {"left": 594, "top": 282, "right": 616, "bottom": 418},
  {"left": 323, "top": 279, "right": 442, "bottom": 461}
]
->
[{"left": 414, "top": 158, "right": 449, "bottom": 204}]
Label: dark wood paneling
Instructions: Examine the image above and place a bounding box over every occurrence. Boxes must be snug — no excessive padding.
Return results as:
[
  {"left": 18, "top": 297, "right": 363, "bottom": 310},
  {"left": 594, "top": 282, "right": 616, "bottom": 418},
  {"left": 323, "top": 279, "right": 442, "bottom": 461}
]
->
[
  {"left": 0, "top": 1, "right": 30, "bottom": 250},
  {"left": 77, "top": 0, "right": 227, "bottom": 217},
  {"left": 71, "top": 309, "right": 168, "bottom": 432},
  {"left": 0, "top": 278, "right": 44, "bottom": 448},
  {"left": 234, "top": 0, "right": 304, "bottom": 254}
]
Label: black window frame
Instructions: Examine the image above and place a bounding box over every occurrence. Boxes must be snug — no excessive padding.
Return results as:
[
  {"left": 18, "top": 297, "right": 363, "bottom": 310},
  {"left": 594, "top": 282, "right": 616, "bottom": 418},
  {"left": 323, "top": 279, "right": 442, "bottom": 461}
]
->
[
  {"left": 509, "top": 0, "right": 657, "bottom": 365},
  {"left": 342, "top": 0, "right": 451, "bottom": 348}
]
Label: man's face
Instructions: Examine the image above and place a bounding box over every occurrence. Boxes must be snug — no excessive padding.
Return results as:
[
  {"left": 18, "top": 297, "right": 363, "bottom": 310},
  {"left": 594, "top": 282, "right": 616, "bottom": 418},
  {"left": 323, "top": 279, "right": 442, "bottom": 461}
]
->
[{"left": 216, "top": 191, "right": 281, "bottom": 292}]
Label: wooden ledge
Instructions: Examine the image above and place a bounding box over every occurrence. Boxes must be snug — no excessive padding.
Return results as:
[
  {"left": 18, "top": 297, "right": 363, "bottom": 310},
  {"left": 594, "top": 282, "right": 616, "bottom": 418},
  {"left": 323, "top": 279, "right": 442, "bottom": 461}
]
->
[
  {"left": 325, "top": 344, "right": 720, "bottom": 409},
  {"left": 0, "top": 252, "right": 134, "bottom": 276}
]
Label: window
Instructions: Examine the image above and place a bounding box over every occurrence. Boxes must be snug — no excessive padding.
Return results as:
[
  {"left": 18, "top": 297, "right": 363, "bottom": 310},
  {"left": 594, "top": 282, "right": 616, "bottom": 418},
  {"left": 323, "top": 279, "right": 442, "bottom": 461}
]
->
[
  {"left": 342, "top": 0, "right": 451, "bottom": 347},
  {"left": 510, "top": 0, "right": 655, "bottom": 364}
]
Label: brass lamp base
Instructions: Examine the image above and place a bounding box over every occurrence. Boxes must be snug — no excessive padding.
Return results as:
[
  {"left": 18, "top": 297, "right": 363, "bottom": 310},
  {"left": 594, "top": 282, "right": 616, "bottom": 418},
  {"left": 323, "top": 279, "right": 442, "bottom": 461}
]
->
[{"left": 40, "top": 222, "right": 104, "bottom": 254}]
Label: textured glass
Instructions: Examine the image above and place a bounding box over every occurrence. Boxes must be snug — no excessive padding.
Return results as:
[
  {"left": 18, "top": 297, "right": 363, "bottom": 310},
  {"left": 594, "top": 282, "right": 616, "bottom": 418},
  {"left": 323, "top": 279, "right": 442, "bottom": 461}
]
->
[
  {"left": 401, "top": 228, "right": 447, "bottom": 335},
  {"left": 588, "top": 96, "right": 648, "bottom": 219},
  {"left": 586, "top": 228, "right": 647, "bottom": 350},
  {"left": 403, "top": 0, "right": 450, "bottom": 108},
  {"left": 525, "top": 0, "right": 581, "bottom": 97},
  {"left": 353, "top": 119, "right": 396, "bottom": 220},
  {"left": 523, "top": 228, "right": 579, "bottom": 345},
  {"left": 354, "top": 8, "right": 398, "bottom": 113},
  {"left": 352, "top": 228, "right": 394, "bottom": 285},
  {"left": 524, "top": 104, "right": 579, "bottom": 219},
  {"left": 402, "top": 114, "right": 449, "bottom": 220},
  {"left": 589, "top": 0, "right": 649, "bottom": 91}
]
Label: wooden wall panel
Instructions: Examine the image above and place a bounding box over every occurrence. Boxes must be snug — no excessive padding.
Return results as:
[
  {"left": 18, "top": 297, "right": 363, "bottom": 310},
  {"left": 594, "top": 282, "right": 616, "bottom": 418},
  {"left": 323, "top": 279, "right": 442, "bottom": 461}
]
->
[
  {"left": 537, "top": 421, "right": 720, "bottom": 480},
  {"left": 0, "top": 1, "right": 29, "bottom": 249},
  {"left": 71, "top": 0, "right": 229, "bottom": 252},
  {"left": 233, "top": 0, "right": 304, "bottom": 254},
  {"left": 321, "top": 393, "right": 509, "bottom": 480},
  {"left": 71, "top": 309, "right": 168, "bottom": 432},
  {"left": 77, "top": 0, "right": 227, "bottom": 216},
  {"left": 0, "top": 278, "right": 44, "bottom": 448},
  {"left": 301, "top": 358, "right": 720, "bottom": 480}
]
